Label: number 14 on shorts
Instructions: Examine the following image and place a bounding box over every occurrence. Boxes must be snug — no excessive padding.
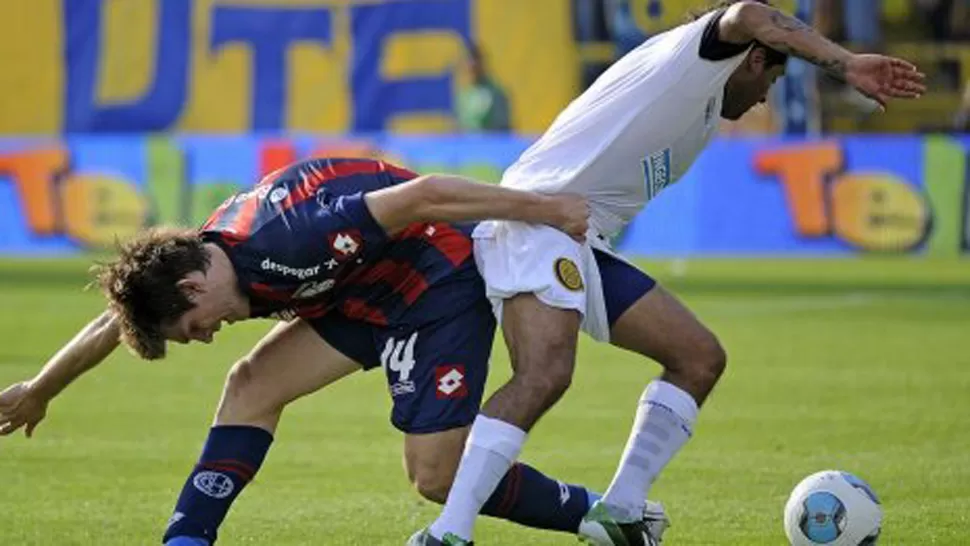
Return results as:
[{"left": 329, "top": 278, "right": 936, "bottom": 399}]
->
[
  {"left": 380, "top": 332, "right": 468, "bottom": 400},
  {"left": 382, "top": 333, "right": 417, "bottom": 397}
]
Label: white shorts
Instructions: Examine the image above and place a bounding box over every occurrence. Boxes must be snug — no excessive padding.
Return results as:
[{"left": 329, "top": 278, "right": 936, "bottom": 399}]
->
[{"left": 472, "top": 221, "right": 614, "bottom": 342}]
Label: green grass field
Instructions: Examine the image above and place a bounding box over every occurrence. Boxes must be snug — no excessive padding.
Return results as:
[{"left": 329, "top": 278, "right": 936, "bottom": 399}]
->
[{"left": 1, "top": 257, "right": 968, "bottom": 545}]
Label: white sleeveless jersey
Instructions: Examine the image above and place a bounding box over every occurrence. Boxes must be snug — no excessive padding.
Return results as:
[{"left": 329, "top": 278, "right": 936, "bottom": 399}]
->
[{"left": 500, "top": 11, "right": 749, "bottom": 238}]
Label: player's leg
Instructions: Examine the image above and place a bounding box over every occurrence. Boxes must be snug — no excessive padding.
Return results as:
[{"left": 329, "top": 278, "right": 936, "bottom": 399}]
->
[
  {"left": 163, "top": 316, "right": 371, "bottom": 546},
  {"left": 424, "top": 223, "right": 586, "bottom": 544},
  {"left": 394, "top": 294, "right": 602, "bottom": 545},
  {"left": 405, "top": 426, "right": 601, "bottom": 534},
  {"left": 594, "top": 250, "right": 726, "bottom": 525},
  {"left": 487, "top": 294, "right": 581, "bottom": 428},
  {"left": 433, "top": 296, "right": 578, "bottom": 540}
]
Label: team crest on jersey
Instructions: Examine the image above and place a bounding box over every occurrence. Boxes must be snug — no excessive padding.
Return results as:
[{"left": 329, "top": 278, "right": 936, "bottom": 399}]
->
[
  {"left": 642, "top": 148, "right": 672, "bottom": 200},
  {"left": 554, "top": 258, "right": 584, "bottom": 292},
  {"left": 329, "top": 230, "right": 362, "bottom": 259}
]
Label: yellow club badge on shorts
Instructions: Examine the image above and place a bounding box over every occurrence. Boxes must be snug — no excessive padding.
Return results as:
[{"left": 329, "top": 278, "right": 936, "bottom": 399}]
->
[{"left": 554, "top": 257, "right": 584, "bottom": 292}]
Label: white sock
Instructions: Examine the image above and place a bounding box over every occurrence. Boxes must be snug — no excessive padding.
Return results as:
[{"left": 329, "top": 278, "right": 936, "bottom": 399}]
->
[
  {"left": 429, "top": 415, "right": 527, "bottom": 541},
  {"left": 601, "top": 380, "right": 699, "bottom": 522}
]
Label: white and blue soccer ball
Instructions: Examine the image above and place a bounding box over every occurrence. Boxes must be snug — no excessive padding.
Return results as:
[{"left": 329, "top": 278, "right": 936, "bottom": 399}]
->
[{"left": 783, "top": 470, "right": 882, "bottom": 546}]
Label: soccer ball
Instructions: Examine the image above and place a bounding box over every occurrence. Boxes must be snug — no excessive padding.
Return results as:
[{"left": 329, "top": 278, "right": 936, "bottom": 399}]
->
[{"left": 783, "top": 470, "right": 882, "bottom": 546}]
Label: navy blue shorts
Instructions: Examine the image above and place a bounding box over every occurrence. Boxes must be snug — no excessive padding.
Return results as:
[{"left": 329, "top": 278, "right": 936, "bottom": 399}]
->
[
  {"left": 308, "top": 299, "right": 496, "bottom": 434},
  {"left": 594, "top": 248, "right": 657, "bottom": 327}
]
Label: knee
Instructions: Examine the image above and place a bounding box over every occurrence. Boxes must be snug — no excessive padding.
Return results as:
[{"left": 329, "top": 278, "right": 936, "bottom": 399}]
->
[
  {"left": 224, "top": 357, "right": 258, "bottom": 401},
  {"left": 409, "top": 466, "right": 453, "bottom": 504},
  {"left": 706, "top": 335, "right": 727, "bottom": 379},
  {"left": 691, "top": 333, "right": 727, "bottom": 386},
  {"left": 663, "top": 330, "right": 727, "bottom": 391},
  {"left": 220, "top": 357, "right": 282, "bottom": 420},
  {"left": 516, "top": 356, "right": 574, "bottom": 406}
]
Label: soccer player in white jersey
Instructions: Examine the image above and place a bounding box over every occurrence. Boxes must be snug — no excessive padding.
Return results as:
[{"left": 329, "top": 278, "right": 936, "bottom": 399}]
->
[{"left": 410, "top": 1, "right": 926, "bottom": 545}]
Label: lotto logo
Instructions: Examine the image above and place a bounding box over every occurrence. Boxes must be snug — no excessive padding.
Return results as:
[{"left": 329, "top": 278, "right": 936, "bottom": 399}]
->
[
  {"left": 435, "top": 365, "right": 467, "bottom": 399},
  {"left": 329, "top": 229, "right": 362, "bottom": 258},
  {"left": 558, "top": 481, "right": 571, "bottom": 506}
]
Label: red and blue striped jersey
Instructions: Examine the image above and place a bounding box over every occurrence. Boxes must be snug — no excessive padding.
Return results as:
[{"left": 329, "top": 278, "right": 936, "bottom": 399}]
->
[{"left": 200, "top": 158, "right": 479, "bottom": 326}]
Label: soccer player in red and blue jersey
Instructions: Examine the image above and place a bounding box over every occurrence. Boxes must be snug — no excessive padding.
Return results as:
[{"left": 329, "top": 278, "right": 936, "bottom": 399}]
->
[{"left": 0, "top": 158, "right": 632, "bottom": 544}]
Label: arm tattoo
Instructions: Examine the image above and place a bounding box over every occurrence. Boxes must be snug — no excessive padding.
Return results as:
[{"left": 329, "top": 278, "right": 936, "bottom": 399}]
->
[
  {"left": 815, "top": 58, "right": 847, "bottom": 77},
  {"left": 756, "top": 11, "right": 848, "bottom": 79},
  {"left": 768, "top": 12, "right": 811, "bottom": 33}
]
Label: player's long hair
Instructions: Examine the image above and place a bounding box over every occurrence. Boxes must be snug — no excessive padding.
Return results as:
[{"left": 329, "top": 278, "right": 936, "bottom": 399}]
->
[{"left": 93, "top": 227, "right": 209, "bottom": 360}]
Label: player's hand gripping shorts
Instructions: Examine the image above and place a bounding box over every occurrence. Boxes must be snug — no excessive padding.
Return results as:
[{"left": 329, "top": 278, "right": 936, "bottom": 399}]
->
[{"left": 472, "top": 221, "right": 656, "bottom": 341}]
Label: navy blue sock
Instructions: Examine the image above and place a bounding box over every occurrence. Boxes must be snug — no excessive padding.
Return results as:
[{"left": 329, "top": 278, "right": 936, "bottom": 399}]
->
[
  {"left": 481, "top": 462, "right": 595, "bottom": 533},
  {"left": 162, "top": 425, "right": 274, "bottom": 545}
]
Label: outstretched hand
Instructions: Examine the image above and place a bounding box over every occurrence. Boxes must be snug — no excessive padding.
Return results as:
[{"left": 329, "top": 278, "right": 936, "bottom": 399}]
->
[
  {"left": 0, "top": 381, "right": 48, "bottom": 438},
  {"left": 844, "top": 54, "right": 927, "bottom": 111}
]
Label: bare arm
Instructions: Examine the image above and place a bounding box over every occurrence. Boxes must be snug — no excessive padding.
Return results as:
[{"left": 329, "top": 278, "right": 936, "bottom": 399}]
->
[
  {"left": 717, "top": 1, "right": 925, "bottom": 107},
  {"left": 30, "top": 310, "right": 121, "bottom": 398},
  {"left": 364, "top": 173, "right": 588, "bottom": 239},
  {"left": 0, "top": 310, "right": 120, "bottom": 436},
  {"left": 717, "top": 1, "right": 851, "bottom": 78}
]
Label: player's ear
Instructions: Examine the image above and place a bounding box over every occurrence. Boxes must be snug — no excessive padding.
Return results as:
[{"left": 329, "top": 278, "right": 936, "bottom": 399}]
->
[
  {"left": 747, "top": 46, "right": 768, "bottom": 75},
  {"left": 176, "top": 277, "right": 205, "bottom": 299}
]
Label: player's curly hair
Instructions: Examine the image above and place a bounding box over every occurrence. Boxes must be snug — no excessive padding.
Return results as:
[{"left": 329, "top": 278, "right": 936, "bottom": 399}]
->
[
  {"left": 690, "top": 0, "right": 789, "bottom": 68},
  {"left": 93, "top": 227, "right": 210, "bottom": 360}
]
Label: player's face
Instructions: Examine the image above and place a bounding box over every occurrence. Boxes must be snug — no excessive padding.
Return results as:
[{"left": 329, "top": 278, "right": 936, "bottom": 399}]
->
[
  {"left": 722, "top": 50, "right": 787, "bottom": 121},
  {"left": 162, "top": 273, "right": 229, "bottom": 345},
  {"left": 166, "top": 306, "right": 223, "bottom": 345}
]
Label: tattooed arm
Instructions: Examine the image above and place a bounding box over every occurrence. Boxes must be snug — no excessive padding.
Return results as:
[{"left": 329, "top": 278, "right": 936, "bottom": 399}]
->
[
  {"left": 716, "top": 1, "right": 925, "bottom": 107},
  {"left": 716, "top": 1, "right": 850, "bottom": 77}
]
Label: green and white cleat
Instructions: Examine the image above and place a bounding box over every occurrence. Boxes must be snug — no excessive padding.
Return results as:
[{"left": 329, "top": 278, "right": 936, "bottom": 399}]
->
[
  {"left": 578, "top": 500, "right": 670, "bottom": 546},
  {"left": 406, "top": 528, "right": 474, "bottom": 546}
]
